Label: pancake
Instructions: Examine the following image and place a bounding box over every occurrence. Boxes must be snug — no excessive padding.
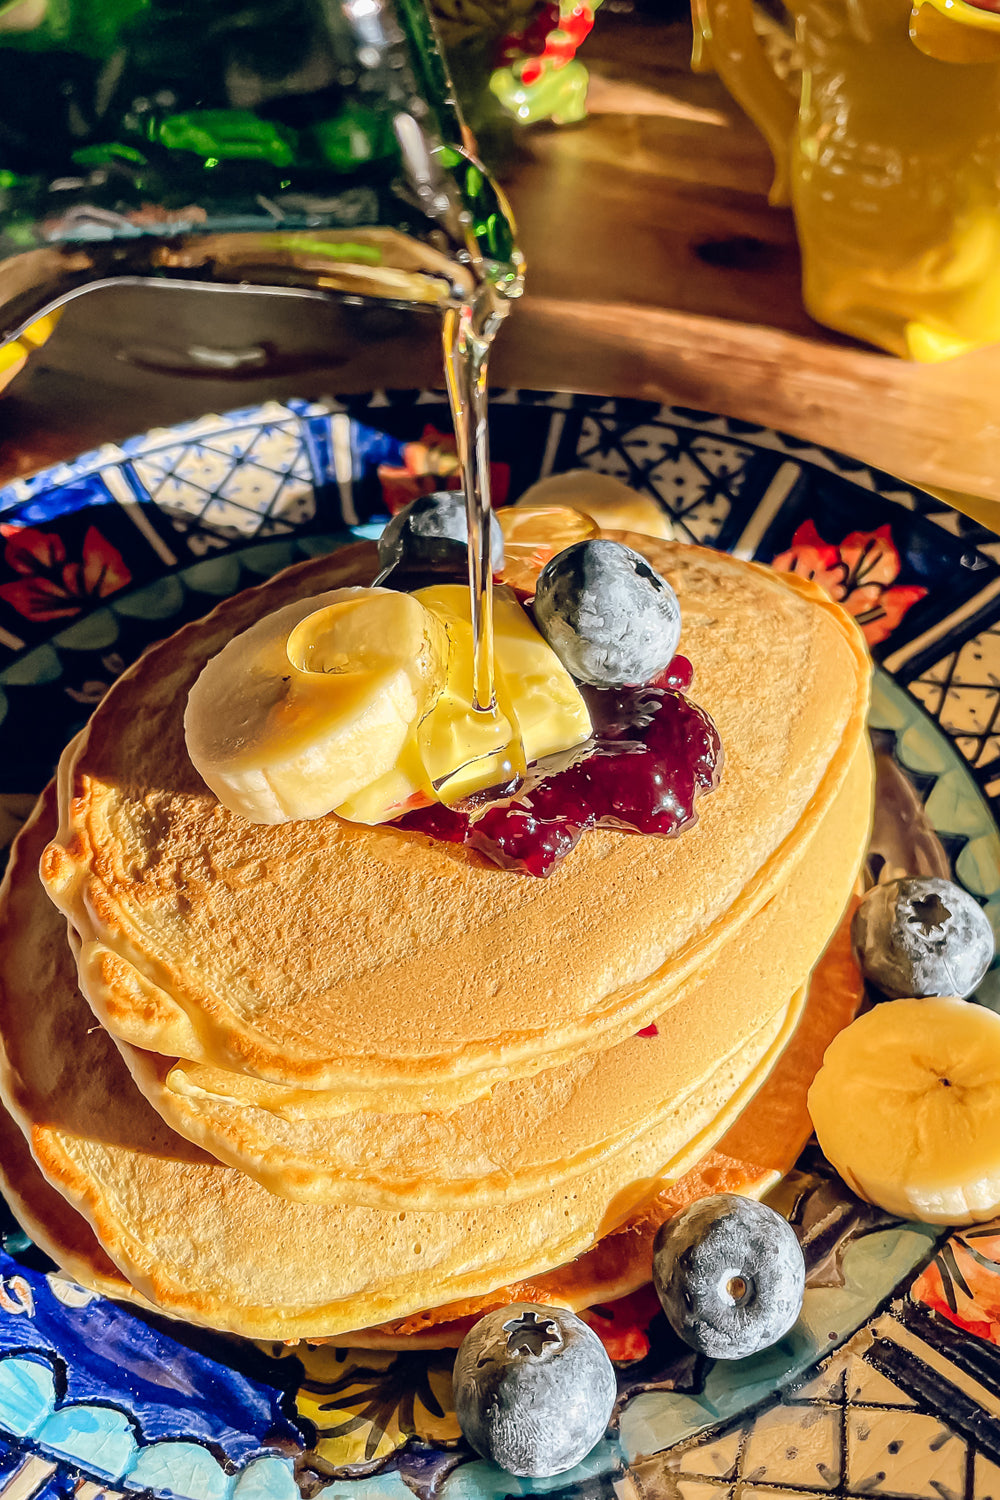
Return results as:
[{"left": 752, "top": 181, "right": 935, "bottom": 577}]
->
[
  {"left": 0, "top": 1099, "right": 152, "bottom": 1313},
  {"left": 337, "top": 883, "right": 868, "bottom": 1347},
  {"left": 2, "top": 789, "right": 824, "bottom": 1341},
  {"left": 0, "top": 891, "right": 864, "bottom": 1349},
  {"left": 7, "top": 536, "right": 873, "bottom": 1338},
  {"left": 114, "top": 741, "right": 872, "bottom": 1207},
  {"left": 40, "top": 537, "right": 870, "bottom": 1096}
]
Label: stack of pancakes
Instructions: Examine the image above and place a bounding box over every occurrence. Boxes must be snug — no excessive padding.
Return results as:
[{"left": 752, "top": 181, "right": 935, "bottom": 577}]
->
[{"left": 0, "top": 536, "right": 873, "bottom": 1344}]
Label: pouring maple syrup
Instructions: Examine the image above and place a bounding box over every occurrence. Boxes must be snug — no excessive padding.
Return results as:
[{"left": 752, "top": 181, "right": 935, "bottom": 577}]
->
[
  {"left": 0, "top": 0, "right": 524, "bottom": 783},
  {"left": 440, "top": 286, "right": 525, "bottom": 798}
]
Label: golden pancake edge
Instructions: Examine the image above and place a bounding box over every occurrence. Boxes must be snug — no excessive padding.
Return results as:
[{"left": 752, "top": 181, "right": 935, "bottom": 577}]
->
[
  {"left": 40, "top": 538, "right": 871, "bottom": 1100},
  {"left": 114, "top": 743, "right": 871, "bottom": 1209},
  {"left": 0, "top": 535, "right": 874, "bottom": 1340},
  {"left": 0, "top": 787, "right": 817, "bottom": 1339}
]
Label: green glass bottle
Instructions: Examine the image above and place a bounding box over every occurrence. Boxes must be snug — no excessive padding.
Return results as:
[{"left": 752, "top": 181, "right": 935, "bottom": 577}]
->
[{"left": 0, "top": 0, "right": 523, "bottom": 347}]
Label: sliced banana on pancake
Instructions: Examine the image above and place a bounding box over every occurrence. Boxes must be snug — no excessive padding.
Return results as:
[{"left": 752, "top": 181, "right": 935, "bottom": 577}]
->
[
  {"left": 185, "top": 587, "right": 449, "bottom": 823},
  {"left": 185, "top": 579, "right": 592, "bottom": 827}
]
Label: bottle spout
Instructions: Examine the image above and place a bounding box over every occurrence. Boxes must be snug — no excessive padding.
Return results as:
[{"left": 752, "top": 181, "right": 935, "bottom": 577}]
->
[{"left": 0, "top": 0, "right": 522, "bottom": 349}]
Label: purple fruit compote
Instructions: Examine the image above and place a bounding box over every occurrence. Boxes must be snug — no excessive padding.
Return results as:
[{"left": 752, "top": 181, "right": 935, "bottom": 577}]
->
[{"left": 396, "top": 655, "right": 723, "bottom": 878}]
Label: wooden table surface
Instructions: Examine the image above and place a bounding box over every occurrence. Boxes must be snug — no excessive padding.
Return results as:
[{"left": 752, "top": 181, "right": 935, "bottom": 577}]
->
[{"left": 1, "top": 11, "right": 998, "bottom": 527}]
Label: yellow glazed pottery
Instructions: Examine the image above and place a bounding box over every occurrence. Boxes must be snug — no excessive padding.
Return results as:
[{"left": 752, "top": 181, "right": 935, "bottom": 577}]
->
[
  {"left": 692, "top": 0, "right": 1000, "bottom": 359},
  {"left": 0, "top": 310, "right": 59, "bottom": 394}
]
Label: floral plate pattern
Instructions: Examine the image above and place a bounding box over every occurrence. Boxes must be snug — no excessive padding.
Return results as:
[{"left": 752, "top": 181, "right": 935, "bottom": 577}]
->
[{"left": 0, "top": 393, "right": 998, "bottom": 1500}]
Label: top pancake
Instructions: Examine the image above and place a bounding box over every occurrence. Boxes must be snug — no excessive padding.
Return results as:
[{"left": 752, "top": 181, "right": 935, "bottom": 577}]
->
[{"left": 41, "top": 537, "right": 870, "bottom": 1093}]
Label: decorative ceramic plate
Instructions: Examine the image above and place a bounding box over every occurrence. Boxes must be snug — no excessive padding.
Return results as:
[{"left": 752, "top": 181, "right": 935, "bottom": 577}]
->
[{"left": 0, "top": 392, "right": 999, "bottom": 1500}]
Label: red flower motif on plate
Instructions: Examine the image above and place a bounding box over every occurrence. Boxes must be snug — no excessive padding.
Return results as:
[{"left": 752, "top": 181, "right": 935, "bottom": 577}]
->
[
  {"left": 911, "top": 1223, "right": 1000, "bottom": 1343},
  {"left": 0, "top": 524, "right": 132, "bottom": 622},
  {"left": 377, "top": 425, "right": 511, "bottom": 515},
  {"left": 771, "top": 520, "right": 927, "bottom": 645}
]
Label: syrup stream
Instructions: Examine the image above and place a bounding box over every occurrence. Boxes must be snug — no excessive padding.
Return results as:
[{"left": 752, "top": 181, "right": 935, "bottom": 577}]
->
[
  {"left": 443, "top": 296, "right": 499, "bottom": 715},
  {"left": 435, "top": 285, "right": 525, "bottom": 800}
]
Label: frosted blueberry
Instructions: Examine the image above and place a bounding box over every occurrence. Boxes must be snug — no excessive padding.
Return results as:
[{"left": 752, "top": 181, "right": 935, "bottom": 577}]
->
[
  {"left": 652, "top": 1195, "right": 805, "bottom": 1360},
  {"left": 376, "top": 491, "right": 504, "bottom": 583},
  {"left": 532, "top": 540, "right": 681, "bottom": 687},
  {"left": 851, "top": 875, "right": 995, "bottom": 1000},
  {"left": 452, "top": 1303, "right": 616, "bottom": 1476}
]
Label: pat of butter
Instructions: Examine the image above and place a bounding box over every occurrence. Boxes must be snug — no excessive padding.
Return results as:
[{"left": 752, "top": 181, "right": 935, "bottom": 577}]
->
[
  {"left": 418, "top": 584, "right": 592, "bottom": 765},
  {"left": 336, "top": 585, "right": 592, "bottom": 824}
]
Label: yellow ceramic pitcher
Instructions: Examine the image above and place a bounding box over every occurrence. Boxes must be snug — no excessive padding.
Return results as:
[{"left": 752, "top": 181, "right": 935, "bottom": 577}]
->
[{"left": 692, "top": 0, "right": 1000, "bottom": 359}]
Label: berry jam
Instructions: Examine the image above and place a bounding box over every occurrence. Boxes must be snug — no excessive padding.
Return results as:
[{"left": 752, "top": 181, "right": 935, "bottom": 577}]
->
[{"left": 396, "top": 657, "right": 722, "bottom": 877}]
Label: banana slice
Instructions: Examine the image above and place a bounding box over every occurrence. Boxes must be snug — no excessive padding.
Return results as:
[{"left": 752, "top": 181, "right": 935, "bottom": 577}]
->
[
  {"left": 498, "top": 505, "right": 599, "bottom": 592},
  {"left": 516, "top": 471, "right": 674, "bottom": 541},
  {"left": 187, "top": 580, "right": 592, "bottom": 828},
  {"left": 808, "top": 996, "right": 1000, "bottom": 1225},
  {"left": 185, "top": 588, "right": 448, "bottom": 823}
]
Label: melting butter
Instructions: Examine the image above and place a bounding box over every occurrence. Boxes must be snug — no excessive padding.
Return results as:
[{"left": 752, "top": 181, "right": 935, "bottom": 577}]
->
[{"left": 336, "top": 585, "right": 592, "bottom": 824}]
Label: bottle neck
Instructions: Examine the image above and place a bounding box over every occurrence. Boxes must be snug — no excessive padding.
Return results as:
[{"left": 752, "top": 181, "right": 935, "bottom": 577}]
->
[{"left": 0, "top": 0, "right": 523, "bottom": 346}]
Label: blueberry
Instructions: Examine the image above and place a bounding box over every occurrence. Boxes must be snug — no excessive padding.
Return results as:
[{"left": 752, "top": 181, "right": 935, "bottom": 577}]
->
[
  {"left": 452, "top": 1303, "right": 616, "bottom": 1476},
  {"left": 851, "top": 875, "right": 995, "bottom": 1000},
  {"left": 532, "top": 540, "right": 681, "bottom": 687},
  {"left": 376, "top": 491, "right": 504, "bottom": 584},
  {"left": 652, "top": 1194, "right": 805, "bottom": 1360}
]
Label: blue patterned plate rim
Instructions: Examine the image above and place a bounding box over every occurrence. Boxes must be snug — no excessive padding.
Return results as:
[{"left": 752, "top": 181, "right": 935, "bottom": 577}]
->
[{"left": 0, "top": 394, "right": 996, "bottom": 1500}]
